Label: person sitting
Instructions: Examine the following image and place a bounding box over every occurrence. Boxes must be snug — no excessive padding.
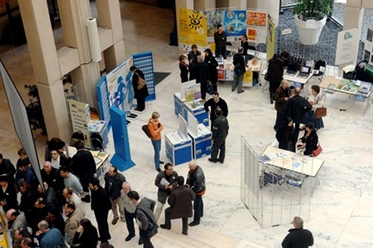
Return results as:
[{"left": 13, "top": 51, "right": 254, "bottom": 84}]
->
[{"left": 297, "top": 122, "right": 318, "bottom": 156}]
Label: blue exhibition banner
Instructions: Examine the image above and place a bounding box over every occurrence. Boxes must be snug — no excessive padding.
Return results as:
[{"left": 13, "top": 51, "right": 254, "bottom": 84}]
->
[{"left": 132, "top": 51, "right": 156, "bottom": 101}]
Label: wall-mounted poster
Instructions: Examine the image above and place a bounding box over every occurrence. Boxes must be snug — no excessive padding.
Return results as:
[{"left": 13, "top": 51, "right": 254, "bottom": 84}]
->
[
  {"left": 179, "top": 8, "right": 207, "bottom": 51},
  {"left": 206, "top": 10, "right": 225, "bottom": 38},
  {"left": 246, "top": 10, "right": 268, "bottom": 44},
  {"left": 223, "top": 10, "right": 246, "bottom": 37},
  {"left": 246, "top": 11, "right": 267, "bottom": 27}
]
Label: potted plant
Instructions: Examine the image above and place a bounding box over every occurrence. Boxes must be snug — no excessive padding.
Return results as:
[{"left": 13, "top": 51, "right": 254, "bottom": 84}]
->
[{"left": 292, "top": 0, "right": 334, "bottom": 45}]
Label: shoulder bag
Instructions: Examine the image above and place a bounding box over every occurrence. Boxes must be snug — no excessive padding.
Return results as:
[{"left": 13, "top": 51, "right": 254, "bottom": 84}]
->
[
  {"left": 314, "top": 107, "right": 327, "bottom": 118},
  {"left": 142, "top": 124, "right": 152, "bottom": 138},
  {"left": 312, "top": 143, "right": 323, "bottom": 157},
  {"left": 136, "top": 73, "right": 146, "bottom": 90}
]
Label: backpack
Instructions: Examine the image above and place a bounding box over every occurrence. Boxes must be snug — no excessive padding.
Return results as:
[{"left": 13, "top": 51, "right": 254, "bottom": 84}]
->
[
  {"left": 142, "top": 124, "right": 152, "bottom": 138},
  {"left": 234, "top": 63, "right": 244, "bottom": 75}
]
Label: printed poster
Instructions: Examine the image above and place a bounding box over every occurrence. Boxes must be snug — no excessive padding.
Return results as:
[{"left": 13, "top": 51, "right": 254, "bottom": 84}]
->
[
  {"left": 223, "top": 10, "right": 246, "bottom": 37},
  {"left": 178, "top": 8, "right": 207, "bottom": 51},
  {"left": 106, "top": 57, "right": 135, "bottom": 114},
  {"left": 206, "top": 10, "right": 225, "bottom": 38},
  {"left": 266, "top": 18, "right": 276, "bottom": 62}
]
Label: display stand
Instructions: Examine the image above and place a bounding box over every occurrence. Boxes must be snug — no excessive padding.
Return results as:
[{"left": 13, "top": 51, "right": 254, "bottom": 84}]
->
[
  {"left": 182, "top": 100, "right": 209, "bottom": 127},
  {"left": 165, "top": 115, "right": 192, "bottom": 165},
  {"left": 187, "top": 112, "right": 212, "bottom": 159}
]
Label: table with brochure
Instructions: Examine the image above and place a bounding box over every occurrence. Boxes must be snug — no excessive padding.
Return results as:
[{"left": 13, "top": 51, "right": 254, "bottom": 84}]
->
[{"left": 320, "top": 75, "right": 373, "bottom": 114}]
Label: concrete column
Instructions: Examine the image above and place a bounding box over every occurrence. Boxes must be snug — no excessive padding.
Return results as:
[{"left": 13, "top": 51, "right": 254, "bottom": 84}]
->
[
  {"left": 96, "top": 0, "right": 126, "bottom": 72},
  {"left": 194, "top": 0, "right": 215, "bottom": 10},
  {"left": 57, "top": 0, "right": 100, "bottom": 107},
  {"left": 229, "top": 0, "right": 246, "bottom": 9},
  {"left": 18, "top": 0, "right": 70, "bottom": 142},
  {"left": 216, "top": 0, "right": 229, "bottom": 8}
]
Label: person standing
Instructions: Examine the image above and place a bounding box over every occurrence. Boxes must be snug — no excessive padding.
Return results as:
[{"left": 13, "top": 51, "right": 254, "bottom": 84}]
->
[
  {"left": 187, "top": 44, "right": 201, "bottom": 80},
  {"left": 127, "top": 191, "right": 158, "bottom": 248},
  {"left": 179, "top": 55, "right": 189, "bottom": 83},
  {"left": 186, "top": 160, "right": 206, "bottom": 226},
  {"left": 194, "top": 55, "right": 210, "bottom": 100},
  {"left": 64, "top": 201, "right": 85, "bottom": 246},
  {"left": 241, "top": 34, "right": 256, "bottom": 56},
  {"left": 60, "top": 166, "right": 84, "bottom": 197},
  {"left": 89, "top": 177, "right": 112, "bottom": 244},
  {"left": 154, "top": 163, "right": 178, "bottom": 221},
  {"left": 276, "top": 117, "right": 294, "bottom": 151},
  {"left": 121, "top": 182, "right": 137, "bottom": 242},
  {"left": 160, "top": 176, "right": 195, "bottom": 235},
  {"left": 267, "top": 51, "right": 290, "bottom": 104},
  {"left": 214, "top": 24, "right": 227, "bottom": 59},
  {"left": 104, "top": 166, "right": 126, "bottom": 224},
  {"left": 130, "top": 65, "right": 149, "bottom": 112},
  {"left": 72, "top": 218, "right": 99, "bottom": 248},
  {"left": 148, "top": 112, "right": 164, "bottom": 172},
  {"left": 274, "top": 79, "right": 291, "bottom": 130},
  {"left": 232, "top": 47, "right": 246, "bottom": 94},
  {"left": 282, "top": 87, "right": 312, "bottom": 152},
  {"left": 204, "top": 48, "right": 219, "bottom": 92},
  {"left": 204, "top": 91, "right": 228, "bottom": 130},
  {"left": 36, "top": 220, "right": 66, "bottom": 248},
  {"left": 0, "top": 153, "right": 16, "bottom": 185},
  {"left": 208, "top": 107, "right": 229, "bottom": 164},
  {"left": 282, "top": 216, "right": 313, "bottom": 248},
  {"left": 304, "top": 85, "right": 325, "bottom": 130},
  {"left": 71, "top": 140, "right": 96, "bottom": 203}
]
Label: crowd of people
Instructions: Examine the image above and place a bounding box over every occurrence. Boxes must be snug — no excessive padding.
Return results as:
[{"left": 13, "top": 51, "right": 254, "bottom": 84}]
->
[{"left": 0, "top": 136, "right": 208, "bottom": 248}]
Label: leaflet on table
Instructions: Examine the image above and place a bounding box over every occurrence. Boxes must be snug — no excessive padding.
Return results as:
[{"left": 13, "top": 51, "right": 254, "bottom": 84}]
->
[
  {"left": 184, "top": 82, "right": 201, "bottom": 102},
  {"left": 184, "top": 99, "right": 205, "bottom": 110}
]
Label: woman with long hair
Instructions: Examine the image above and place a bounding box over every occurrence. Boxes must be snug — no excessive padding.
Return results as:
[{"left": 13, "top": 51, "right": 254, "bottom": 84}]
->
[
  {"left": 204, "top": 48, "right": 219, "bottom": 92},
  {"left": 72, "top": 218, "right": 99, "bottom": 248}
]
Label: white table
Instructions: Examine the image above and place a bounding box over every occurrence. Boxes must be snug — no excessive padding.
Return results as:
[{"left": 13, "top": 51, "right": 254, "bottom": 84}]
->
[{"left": 260, "top": 146, "right": 324, "bottom": 177}]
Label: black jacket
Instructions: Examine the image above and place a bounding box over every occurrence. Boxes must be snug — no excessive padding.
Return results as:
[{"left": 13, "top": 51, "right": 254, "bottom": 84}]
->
[
  {"left": 91, "top": 185, "right": 111, "bottom": 212},
  {"left": 132, "top": 69, "right": 149, "bottom": 99},
  {"left": 71, "top": 149, "right": 96, "bottom": 179},
  {"left": 72, "top": 227, "right": 99, "bottom": 248},
  {"left": 300, "top": 130, "right": 318, "bottom": 155},
  {"left": 104, "top": 172, "right": 126, "bottom": 200},
  {"left": 0, "top": 158, "right": 16, "bottom": 183},
  {"left": 233, "top": 53, "right": 245, "bottom": 75},
  {"left": 204, "top": 52, "right": 219, "bottom": 84},
  {"left": 282, "top": 228, "right": 314, "bottom": 248},
  {"left": 204, "top": 97, "right": 228, "bottom": 123},
  {"left": 187, "top": 166, "right": 206, "bottom": 194},
  {"left": 212, "top": 115, "right": 229, "bottom": 143},
  {"left": 282, "top": 95, "right": 312, "bottom": 124},
  {"left": 267, "top": 54, "right": 285, "bottom": 84}
]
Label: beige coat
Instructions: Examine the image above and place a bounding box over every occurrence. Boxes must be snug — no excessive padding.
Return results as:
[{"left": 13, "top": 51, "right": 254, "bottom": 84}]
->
[{"left": 65, "top": 208, "right": 85, "bottom": 245}]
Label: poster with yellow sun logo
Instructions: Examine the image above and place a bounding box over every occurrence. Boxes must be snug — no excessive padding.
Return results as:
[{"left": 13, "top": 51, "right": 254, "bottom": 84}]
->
[{"left": 178, "top": 8, "right": 207, "bottom": 50}]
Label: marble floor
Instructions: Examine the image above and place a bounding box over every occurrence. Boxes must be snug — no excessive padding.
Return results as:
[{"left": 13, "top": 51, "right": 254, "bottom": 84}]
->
[{"left": 1, "top": 1, "right": 373, "bottom": 247}]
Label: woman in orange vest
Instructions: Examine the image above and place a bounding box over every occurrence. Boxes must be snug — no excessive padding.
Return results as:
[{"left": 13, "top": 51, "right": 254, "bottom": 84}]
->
[{"left": 148, "top": 112, "right": 164, "bottom": 172}]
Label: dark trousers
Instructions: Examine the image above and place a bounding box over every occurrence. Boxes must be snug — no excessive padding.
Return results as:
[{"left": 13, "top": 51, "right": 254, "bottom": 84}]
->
[
  {"left": 136, "top": 95, "right": 146, "bottom": 111},
  {"left": 291, "top": 123, "right": 301, "bottom": 152},
  {"left": 211, "top": 141, "right": 225, "bottom": 162},
  {"left": 125, "top": 209, "right": 136, "bottom": 236},
  {"left": 215, "top": 47, "right": 226, "bottom": 59},
  {"left": 140, "top": 229, "right": 154, "bottom": 248},
  {"left": 94, "top": 210, "right": 111, "bottom": 243},
  {"left": 275, "top": 111, "right": 284, "bottom": 130},
  {"left": 269, "top": 81, "right": 281, "bottom": 101},
  {"left": 164, "top": 207, "right": 188, "bottom": 234},
  {"left": 193, "top": 195, "right": 203, "bottom": 223}
]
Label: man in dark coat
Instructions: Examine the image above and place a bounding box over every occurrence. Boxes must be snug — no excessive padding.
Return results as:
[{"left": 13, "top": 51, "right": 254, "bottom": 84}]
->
[
  {"left": 0, "top": 153, "right": 16, "bottom": 185},
  {"left": 160, "top": 176, "right": 195, "bottom": 235},
  {"left": 89, "top": 177, "right": 112, "bottom": 244},
  {"left": 282, "top": 216, "right": 313, "bottom": 248},
  {"left": 204, "top": 91, "right": 229, "bottom": 130},
  {"left": 41, "top": 161, "right": 65, "bottom": 208},
  {"left": 127, "top": 191, "right": 157, "bottom": 248},
  {"left": 0, "top": 175, "right": 17, "bottom": 213},
  {"left": 193, "top": 55, "right": 210, "bottom": 100},
  {"left": 267, "top": 51, "right": 289, "bottom": 103},
  {"left": 154, "top": 163, "right": 178, "bottom": 221},
  {"left": 214, "top": 24, "right": 227, "bottom": 59},
  {"left": 208, "top": 107, "right": 229, "bottom": 164},
  {"left": 71, "top": 141, "right": 96, "bottom": 203},
  {"left": 104, "top": 165, "right": 126, "bottom": 224},
  {"left": 186, "top": 160, "right": 206, "bottom": 226},
  {"left": 130, "top": 65, "right": 149, "bottom": 112},
  {"left": 187, "top": 44, "right": 201, "bottom": 80},
  {"left": 274, "top": 79, "right": 291, "bottom": 130},
  {"left": 232, "top": 47, "right": 246, "bottom": 94},
  {"left": 282, "top": 87, "right": 312, "bottom": 152}
]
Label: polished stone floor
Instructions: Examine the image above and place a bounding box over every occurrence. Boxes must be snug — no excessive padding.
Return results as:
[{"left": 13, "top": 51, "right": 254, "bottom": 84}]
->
[{"left": 1, "top": 1, "right": 373, "bottom": 247}]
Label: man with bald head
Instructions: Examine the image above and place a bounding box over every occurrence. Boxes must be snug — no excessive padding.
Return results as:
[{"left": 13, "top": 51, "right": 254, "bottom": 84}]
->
[
  {"left": 282, "top": 216, "right": 313, "bottom": 248},
  {"left": 274, "top": 79, "right": 291, "bottom": 130},
  {"left": 6, "top": 209, "right": 27, "bottom": 244},
  {"left": 186, "top": 160, "right": 206, "bottom": 226},
  {"left": 282, "top": 86, "right": 312, "bottom": 152}
]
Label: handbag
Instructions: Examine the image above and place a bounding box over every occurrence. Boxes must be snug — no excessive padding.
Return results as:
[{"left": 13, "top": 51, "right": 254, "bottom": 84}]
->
[
  {"left": 312, "top": 144, "right": 323, "bottom": 157},
  {"left": 136, "top": 73, "right": 146, "bottom": 90},
  {"left": 142, "top": 124, "right": 152, "bottom": 138},
  {"left": 314, "top": 107, "right": 327, "bottom": 118}
]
